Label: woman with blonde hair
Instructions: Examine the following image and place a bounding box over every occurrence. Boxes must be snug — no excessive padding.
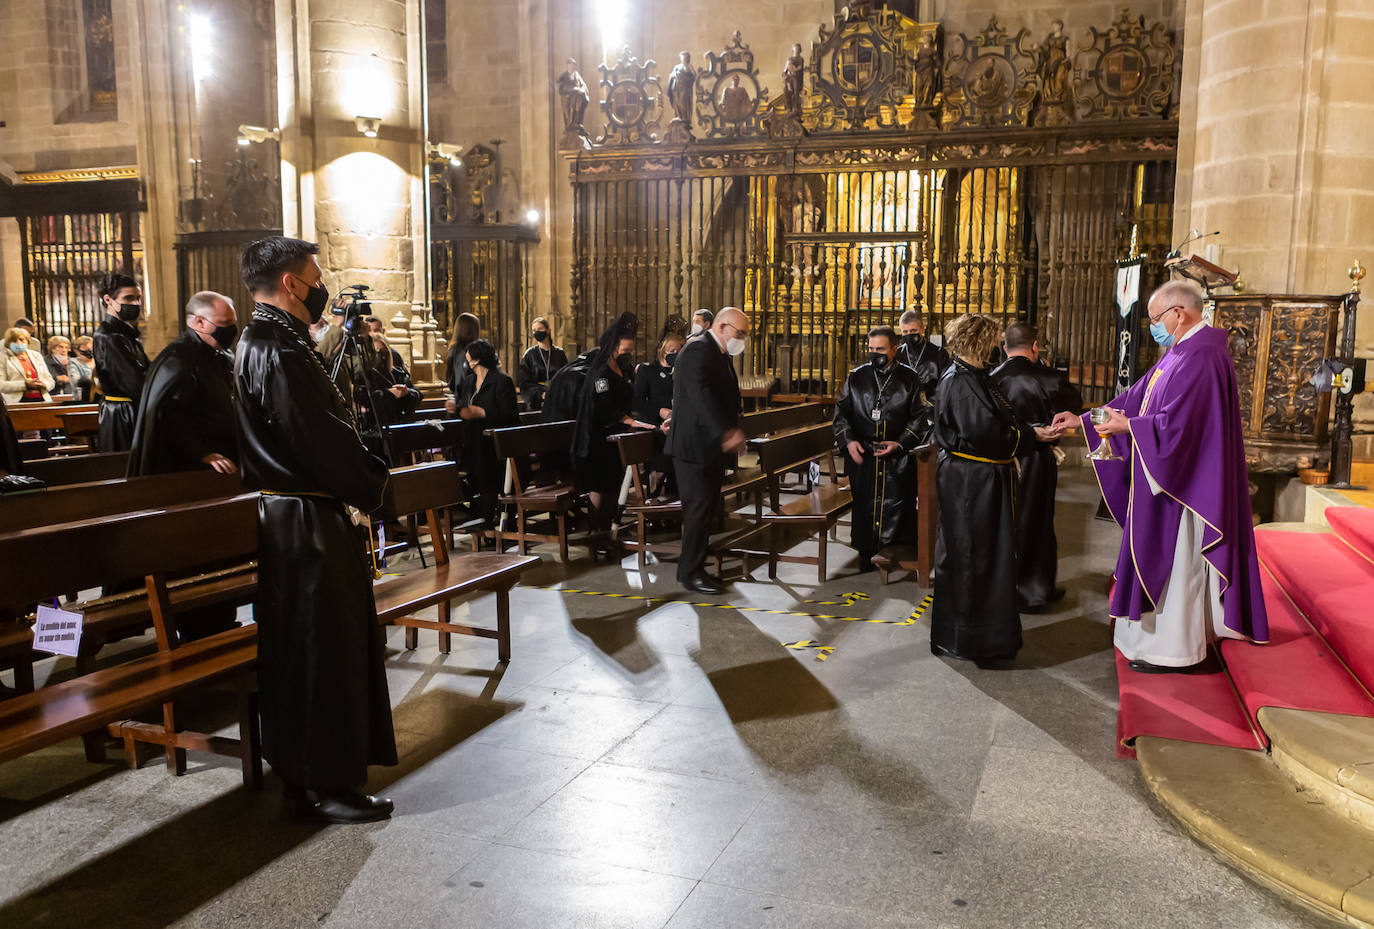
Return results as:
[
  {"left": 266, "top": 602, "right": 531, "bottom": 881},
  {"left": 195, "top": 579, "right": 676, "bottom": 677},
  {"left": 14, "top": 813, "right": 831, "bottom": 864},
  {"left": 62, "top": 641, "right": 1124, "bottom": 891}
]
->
[
  {"left": 931, "top": 314, "right": 1061, "bottom": 662},
  {"left": 1, "top": 327, "right": 55, "bottom": 404}
]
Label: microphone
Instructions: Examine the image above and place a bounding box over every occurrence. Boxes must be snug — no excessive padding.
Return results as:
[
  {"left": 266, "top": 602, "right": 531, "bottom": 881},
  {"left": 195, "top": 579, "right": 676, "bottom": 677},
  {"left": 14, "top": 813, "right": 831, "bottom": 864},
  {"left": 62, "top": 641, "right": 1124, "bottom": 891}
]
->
[{"left": 1167, "top": 229, "right": 1220, "bottom": 260}]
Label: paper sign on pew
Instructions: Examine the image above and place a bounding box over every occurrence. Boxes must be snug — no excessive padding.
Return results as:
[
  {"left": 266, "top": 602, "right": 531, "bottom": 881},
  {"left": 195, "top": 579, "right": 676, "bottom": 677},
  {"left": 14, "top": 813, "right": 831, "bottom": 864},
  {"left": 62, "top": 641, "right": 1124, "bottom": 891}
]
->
[{"left": 32, "top": 604, "right": 83, "bottom": 658}]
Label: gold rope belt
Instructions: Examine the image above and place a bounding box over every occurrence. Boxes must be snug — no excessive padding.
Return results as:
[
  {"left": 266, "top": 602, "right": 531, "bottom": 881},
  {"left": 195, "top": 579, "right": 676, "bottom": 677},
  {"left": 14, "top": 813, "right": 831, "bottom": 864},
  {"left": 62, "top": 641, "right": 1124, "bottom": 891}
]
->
[
  {"left": 948, "top": 449, "right": 1014, "bottom": 465},
  {"left": 102, "top": 396, "right": 133, "bottom": 402},
  {"left": 260, "top": 489, "right": 335, "bottom": 500}
]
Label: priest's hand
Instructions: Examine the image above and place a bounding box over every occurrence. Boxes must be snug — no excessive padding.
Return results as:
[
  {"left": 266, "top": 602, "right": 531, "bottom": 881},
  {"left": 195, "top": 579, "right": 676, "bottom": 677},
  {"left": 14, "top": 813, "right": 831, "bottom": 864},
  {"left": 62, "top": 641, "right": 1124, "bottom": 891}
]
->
[
  {"left": 846, "top": 440, "right": 866, "bottom": 464},
  {"left": 201, "top": 452, "right": 238, "bottom": 475},
  {"left": 873, "top": 440, "right": 903, "bottom": 457},
  {"left": 1050, "top": 410, "right": 1079, "bottom": 432},
  {"left": 1094, "top": 407, "right": 1130, "bottom": 436}
]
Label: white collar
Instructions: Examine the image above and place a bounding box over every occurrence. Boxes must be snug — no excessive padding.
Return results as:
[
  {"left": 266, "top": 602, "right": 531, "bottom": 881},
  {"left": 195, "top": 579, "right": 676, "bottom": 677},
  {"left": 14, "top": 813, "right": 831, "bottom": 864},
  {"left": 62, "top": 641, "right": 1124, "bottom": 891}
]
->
[{"left": 1175, "top": 319, "right": 1209, "bottom": 345}]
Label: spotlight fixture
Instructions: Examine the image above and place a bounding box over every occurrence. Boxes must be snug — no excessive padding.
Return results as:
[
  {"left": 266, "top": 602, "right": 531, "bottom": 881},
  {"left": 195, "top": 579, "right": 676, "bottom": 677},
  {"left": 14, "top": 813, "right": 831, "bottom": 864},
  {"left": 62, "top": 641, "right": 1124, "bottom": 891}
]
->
[
  {"left": 355, "top": 116, "right": 383, "bottom": 138},
  {"left": 426, "top": 142, "right": 465, "bottom": 167},
  {"left": 236, "top": 124, "right": 280, "bottom": 146},
  {"left": 525, "top": 208, "right": 541, "bottom": 225}
]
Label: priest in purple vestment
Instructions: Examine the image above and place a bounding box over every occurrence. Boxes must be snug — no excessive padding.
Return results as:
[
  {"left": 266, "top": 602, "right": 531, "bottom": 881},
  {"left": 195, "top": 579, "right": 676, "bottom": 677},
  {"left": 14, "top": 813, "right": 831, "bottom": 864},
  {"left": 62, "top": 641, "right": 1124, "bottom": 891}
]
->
[{"left": 1053, "top": 280, "right": 1268, "bottom": 672}]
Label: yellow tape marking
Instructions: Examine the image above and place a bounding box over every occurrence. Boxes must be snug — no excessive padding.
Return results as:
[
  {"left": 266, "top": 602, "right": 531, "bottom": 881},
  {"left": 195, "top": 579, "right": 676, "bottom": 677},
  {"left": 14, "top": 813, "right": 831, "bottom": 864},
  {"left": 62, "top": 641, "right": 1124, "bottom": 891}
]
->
[{"left": 526, "top": 586, "right": 931, "bottom": 627}]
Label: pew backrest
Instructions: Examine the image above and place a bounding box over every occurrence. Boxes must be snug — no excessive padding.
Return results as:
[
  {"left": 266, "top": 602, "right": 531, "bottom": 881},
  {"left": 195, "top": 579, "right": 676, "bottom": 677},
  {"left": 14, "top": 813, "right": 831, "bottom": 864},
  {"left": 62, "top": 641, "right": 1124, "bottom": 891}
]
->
[
  {"left": 24, "top": 451, "right": 130, "bottom": 486},
  {"left": 489, "top": 420, "right": 577, "bottom": 493},
  {"left": 385, "top": 460, "right": 464, "bottom": 517},
  {"left": 741, "top": 402, "right": 828, "bottom": 439},
  {"left": 0, "top": 470, "right": 244, "bottom": 535},
  {"left": 753, "top": 423, "right": 839, "bottom": 486},
  {"left": 6, "top": 402, "right": 98, "bottom": 433}
]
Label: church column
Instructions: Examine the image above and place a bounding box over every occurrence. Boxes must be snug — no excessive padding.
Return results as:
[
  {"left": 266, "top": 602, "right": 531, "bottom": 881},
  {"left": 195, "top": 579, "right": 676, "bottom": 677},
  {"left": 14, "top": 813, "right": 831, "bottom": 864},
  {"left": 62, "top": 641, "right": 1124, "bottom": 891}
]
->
[
  {"left": 1174, "top": 0, "right": 1374, "bottom": 441},
  {"left": 277, "top": 0, "right": 426, "bottom": 347}
]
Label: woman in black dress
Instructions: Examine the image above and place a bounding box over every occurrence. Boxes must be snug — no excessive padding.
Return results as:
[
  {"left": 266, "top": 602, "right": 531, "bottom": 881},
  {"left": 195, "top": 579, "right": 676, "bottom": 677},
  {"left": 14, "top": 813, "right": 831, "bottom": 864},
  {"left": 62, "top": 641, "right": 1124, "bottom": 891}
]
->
[
  {"left": 368, "top": 333, "right": 421, "bottom": 426},
  {"left": 445, "top": 312, "right": 481, "bottom": 403},
  {"left": 633, "top": 318, "right": 686, "bottom": 496},
  {"left": 518, "top": 316, "right": 569, "bottom": 412},
  {"left": 574, "top": 312, "right": 652, "bottom": 543},
  {"left": 931, "top": 314, "right": 1061, "bottom": 662},
  {"left": 456, "top": 339, "right": 519, "bottom": 525}
]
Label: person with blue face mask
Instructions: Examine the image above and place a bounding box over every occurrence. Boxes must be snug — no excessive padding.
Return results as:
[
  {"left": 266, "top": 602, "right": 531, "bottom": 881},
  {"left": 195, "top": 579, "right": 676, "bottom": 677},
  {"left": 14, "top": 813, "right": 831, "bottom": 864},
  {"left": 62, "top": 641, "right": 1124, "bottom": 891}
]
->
[{"left": 1, "top": 327, "right": 55, "bottom": 404}]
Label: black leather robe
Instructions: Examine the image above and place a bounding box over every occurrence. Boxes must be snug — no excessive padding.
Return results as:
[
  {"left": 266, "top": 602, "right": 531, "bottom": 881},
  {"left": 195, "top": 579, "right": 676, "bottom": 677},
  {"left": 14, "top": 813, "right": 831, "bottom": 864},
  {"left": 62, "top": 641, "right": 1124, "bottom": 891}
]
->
[
  {"left": 896, "top": 335, "right": 950, "bottom": 405},
  {"left": 990, "top": 356, "right": 1083, "bottom": 609},
  {"left": 573, "top": 357, "right": 633, "bottom": 493},
  {"left": 0, "top": 392, "right": 22, "bottom": 474},
  {"left": 518, "top": 344, "right": 568, "bottom": 411},
  {"left": 128, "top": 329, "right": 237, "bottom": 476},
  {"left": 93, "top": 316, "right": 149, "bottom": 451},
  {"left": 833, "top": 360, "right": 926, "bottom": 561},
  {"left": 234, "top": 302, "right": 395, "bottom": 790},
  {"left": 931, "top": 359, "right": 1036, "bottom": 661}
]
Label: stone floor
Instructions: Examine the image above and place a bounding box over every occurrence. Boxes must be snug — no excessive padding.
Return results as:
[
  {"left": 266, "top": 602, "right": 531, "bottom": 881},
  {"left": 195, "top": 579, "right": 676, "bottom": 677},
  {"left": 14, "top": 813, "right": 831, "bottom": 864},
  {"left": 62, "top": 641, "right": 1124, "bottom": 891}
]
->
[{"left": 0, "top": 471, "right": 1331, "bottom": 929}]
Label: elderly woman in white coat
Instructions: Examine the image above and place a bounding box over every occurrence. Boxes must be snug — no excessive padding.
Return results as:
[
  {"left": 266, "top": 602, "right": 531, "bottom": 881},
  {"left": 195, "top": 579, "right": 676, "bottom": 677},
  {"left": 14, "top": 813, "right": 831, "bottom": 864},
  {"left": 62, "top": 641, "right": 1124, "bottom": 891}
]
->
[{"left": 1, "top": 327, "right": 56, "bottom": 405}]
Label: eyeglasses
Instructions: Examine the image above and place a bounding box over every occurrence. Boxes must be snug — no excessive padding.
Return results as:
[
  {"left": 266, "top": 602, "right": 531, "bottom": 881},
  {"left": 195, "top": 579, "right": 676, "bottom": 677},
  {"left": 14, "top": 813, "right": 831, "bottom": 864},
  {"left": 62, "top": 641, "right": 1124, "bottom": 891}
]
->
[
  {"left": 1148, "top": 304, "right": 1183, "bottom": 324},
  {"left": 722, "top": 321, "right": 750, "bottom": 339}
]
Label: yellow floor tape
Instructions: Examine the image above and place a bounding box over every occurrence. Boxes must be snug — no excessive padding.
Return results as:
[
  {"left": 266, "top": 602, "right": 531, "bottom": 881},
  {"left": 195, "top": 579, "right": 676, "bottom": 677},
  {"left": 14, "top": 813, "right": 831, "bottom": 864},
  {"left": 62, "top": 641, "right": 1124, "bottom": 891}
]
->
[
  {"left": 782, "top": 640, "right": 836, "bottom": 661},
  {"left": 527, "top": 586, "right": 934, "bottom": 628}
]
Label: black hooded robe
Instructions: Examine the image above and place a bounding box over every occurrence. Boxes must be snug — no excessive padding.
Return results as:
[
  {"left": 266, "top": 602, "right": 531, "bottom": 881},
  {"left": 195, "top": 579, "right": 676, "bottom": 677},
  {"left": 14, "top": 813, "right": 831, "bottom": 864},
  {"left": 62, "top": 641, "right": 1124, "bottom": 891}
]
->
[
  {"left": 128, "top": 329, "right": 237, "bottom": 476},
  {"left": 990, "top": 355, "right": 1083, "bottom": 609},
  {"left": 93, "top": 316, "right": 150, "bottom": 452},
  {"left": 833, "top": 360, "right": 927, "bottom": 564},
  {"left": 518, "top": 344, "right": 568, "bottom": 412},
  {"left": 931, "top": 359, "right": 1037, "bottom": 661},
  {"left": 234, "top": 302, "right": 396, "bottom": 790},
  {"left": 897, "top": 334, "right": 950, "bottom": 406},
  {"left": 572, "top": 358, "right": 633, "bottom": 494}
]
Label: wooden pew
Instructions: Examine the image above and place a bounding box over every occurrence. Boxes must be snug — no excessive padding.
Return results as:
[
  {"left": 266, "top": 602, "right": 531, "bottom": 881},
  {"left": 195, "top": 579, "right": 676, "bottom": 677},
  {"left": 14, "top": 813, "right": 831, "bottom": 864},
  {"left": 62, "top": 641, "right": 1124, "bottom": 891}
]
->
[
  {"left": 24, "top": 451, "right": 130, "bottom": 486},
  {"left": 0, "top": 469, "right": 242, "bottom": 535},
  {"left": 18, "top": 437, "right": 50, "bottom": 461},
  {"left": 376, "top": 461, "right": 538, "bottom": 658},
  {"left": 752, "top": 423, "right": 852, "bottom": 582},
  {"left": 740, "top": 401, "right": 827, "bottom": 439},
  {"left": 6, "top": 401, "right": 98, "bottom": 433},
  {"left": 489, "top": 420, "right": 580, "bottom": 561},
  {"left": 0, "top": 496, "right": 262, "bottom": 785},
  {"left": 55, "top": 409, "right": 100, "bottom": 451}
]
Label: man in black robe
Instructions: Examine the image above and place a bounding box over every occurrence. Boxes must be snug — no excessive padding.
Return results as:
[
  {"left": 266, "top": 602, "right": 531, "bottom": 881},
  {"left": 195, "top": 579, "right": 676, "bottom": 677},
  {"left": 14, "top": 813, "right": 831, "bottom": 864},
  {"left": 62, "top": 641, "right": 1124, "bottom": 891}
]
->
[
  {"left": 834, "top": 326, "right": 927, "bottom": 572},
  {"left": 93, "top": 273, "right": 150, "bottom": 452},
  {"left": 235, "top": 236, "right": 396, "bottom": 823},
  {"left": 129, "top": 291, "right": 239, "bottom": 477},
  {"left": 991, "top": 322, "right": 1083, "bottom": 612},
  {"left": 897, "top": 308, "right": 950, "bottom": 406}
]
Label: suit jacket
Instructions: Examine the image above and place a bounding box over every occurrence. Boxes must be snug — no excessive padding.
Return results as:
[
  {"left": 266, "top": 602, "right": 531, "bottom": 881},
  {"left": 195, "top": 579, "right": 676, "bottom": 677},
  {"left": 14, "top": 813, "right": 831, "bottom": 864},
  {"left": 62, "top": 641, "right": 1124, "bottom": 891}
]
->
[
  {"left": 989, "top": 355, "right": 1083, "bottom": 454},
  {"left": 666, "top": 331, "right": 740, "bottom": 464}
]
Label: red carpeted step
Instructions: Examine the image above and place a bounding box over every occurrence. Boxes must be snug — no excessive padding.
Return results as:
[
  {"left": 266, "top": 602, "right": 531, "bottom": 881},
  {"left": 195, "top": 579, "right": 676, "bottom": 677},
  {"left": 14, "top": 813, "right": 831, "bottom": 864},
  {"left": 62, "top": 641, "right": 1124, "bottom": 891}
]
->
[
  {"left": 1326, "top": 506, "right": 1374, "bottom": 568},
  {"left": 1115, "top": 648, "right": 1261, "bottom": 759},
  {"left": 1221, "top": 566, "right": 1374, "bottom": 745},
  {"left": 1256, "top": 528, "right": 1374, "bottom": 693}
]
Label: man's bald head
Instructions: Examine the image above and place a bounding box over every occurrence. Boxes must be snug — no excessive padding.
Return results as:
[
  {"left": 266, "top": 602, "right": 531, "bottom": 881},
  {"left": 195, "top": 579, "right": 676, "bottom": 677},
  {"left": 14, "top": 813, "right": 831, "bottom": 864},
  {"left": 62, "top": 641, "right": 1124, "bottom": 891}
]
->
[
  {"left": 1148, "top": 280, "right": 1205, "bottom": 321},
  {"left": 713, "top": 306, "right": 749, "bottom": 337}
]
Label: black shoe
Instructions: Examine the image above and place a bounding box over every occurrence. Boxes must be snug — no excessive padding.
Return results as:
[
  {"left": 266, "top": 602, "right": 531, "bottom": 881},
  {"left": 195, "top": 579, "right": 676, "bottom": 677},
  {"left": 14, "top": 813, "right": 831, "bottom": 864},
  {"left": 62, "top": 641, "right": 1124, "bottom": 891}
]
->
[
  {"left": 1018, "top": 600, "right": 1048, "bottom": 614},
  {"left": 1127, "top": 658, "right": 1206, "bottom": 675},
  {"left": 682, "top": 574, "right": 726, "bottom": 595},
  {"left": 288, "top": 785, "right": 394, "bottom": 824},
  {"left": 1048, "top": 587, "right": 1067, "bottom": 602}
]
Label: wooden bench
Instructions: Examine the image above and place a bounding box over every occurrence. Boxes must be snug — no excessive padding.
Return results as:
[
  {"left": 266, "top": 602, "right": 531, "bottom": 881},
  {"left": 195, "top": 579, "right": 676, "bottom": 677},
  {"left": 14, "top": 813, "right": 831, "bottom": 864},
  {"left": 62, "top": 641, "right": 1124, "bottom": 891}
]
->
[
  {"left": 489, "top": 420, "right": 580, "bottom": 561},
  {"left": 376, "top": 461, "right": 538, "bottom": 658},
  {"left": 56, "top": 409, "right": 101, "bottom": 451},
  {"left": 740, "top": 401, "right": 828, "bottom": 439},
  {"left": 612, "top": 428, "right": 767, "bottom": 572},
  {"left": 753, "top": 423, "right": 852, "bottom": 582},
  {"left": 870, "top": 443, "right": 939, "bottom": 586},
  {"left": 0, "top": 495, "right": 263, "bottom": 785},
  {"left": 6, "top": 401, "right": 98, "bottom": 433},
  {"left": 18, "top": 437, "right": 50, "bottom": 461},
  {"left": 24, "top": 451, "right": 130, "bottom": 485},
  {"left": 0, "top": 469, "right": 243, "bottom": 535}
]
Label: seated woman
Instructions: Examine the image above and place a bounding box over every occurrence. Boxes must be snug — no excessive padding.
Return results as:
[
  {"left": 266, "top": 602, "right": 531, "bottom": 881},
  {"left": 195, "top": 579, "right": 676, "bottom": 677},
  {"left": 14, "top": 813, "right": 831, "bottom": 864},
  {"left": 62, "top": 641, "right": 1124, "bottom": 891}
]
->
[
  {"left": 518, "top": 315, "right": 568, "bottom": 412},
  {"left": 71, "top": 335, "right": 95, "bottom": 401},
  {"left": 445, "top": 312, "right": 481, "bottom": 405},
  {"left": 369, "top": 333, "right": 421, "bottom": 425},
  {"left": 452, "top": 338, "right": 519, "bottom": 525},
  {"left": 44, "top": 335, "right": 78, "bottom": 397},
  {"left": 1, "top": 327, "right": 55, "bottom": 405},
  {"left": 632, "top": 318, "right": 686, "bottom": 497},
  {"left": 574, "top": 312, "right": 652, "bottom": 548},
  {"left": 931, "top": 314, "right": 1060, "bottom": 663}
]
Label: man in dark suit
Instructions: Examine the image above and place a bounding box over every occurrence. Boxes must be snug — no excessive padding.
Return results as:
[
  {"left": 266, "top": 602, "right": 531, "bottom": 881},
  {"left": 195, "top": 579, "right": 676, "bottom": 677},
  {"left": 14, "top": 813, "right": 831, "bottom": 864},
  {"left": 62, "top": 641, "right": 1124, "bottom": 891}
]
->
[
  {"left": 666, "top": 306, "right": 749, "bottom": 594},
  {"left": 990, "top": 322, "right": 1083, "bottom": 612}
]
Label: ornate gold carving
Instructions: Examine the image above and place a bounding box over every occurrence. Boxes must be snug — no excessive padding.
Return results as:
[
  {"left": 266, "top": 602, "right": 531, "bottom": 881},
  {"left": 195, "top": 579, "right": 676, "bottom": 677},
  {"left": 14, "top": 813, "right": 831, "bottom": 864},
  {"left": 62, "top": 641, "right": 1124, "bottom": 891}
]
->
[
  {"left": 807, "top": 3, "right": 927, "bottom": 133},
  {"left": 597, "top": 47, "right": 664, "bottom": 146},
  {"left": 1074, "top": 9, "right": 1176, "bottom": 121},
  {"left": 942, "top": 17, "right": 1038, "bottom": 128},
  {"left": 695, "top": 31, "right": 770, "bottom": 140},
  {"left": 20, "top": 165, "right": 139, "bottom": 183}
]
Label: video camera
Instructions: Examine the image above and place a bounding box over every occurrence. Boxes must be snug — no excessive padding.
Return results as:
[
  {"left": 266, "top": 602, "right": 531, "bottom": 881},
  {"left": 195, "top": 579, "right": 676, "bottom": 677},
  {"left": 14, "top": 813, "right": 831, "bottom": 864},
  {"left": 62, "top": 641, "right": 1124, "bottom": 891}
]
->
[{"left": 333, "top": 283, "right": 372, "bottom": 336}]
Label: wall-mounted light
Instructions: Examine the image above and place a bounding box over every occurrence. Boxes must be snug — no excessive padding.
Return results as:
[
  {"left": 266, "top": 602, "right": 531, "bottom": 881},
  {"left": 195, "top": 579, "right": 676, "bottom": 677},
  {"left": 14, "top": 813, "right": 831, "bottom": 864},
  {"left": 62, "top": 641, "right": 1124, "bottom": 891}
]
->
[
  {"left": 355, "top": 116, "right": 383, "bottom": 138},
  {"left": 189, "top": 13, "right": 214, "bottom": 83},
  {"left": 237, "top": 124, "right": 280, "bottom": 146},
  {"left": 525, "top": 208, "right": 541, "bottom": 225},
  {"left": 427, "top": 142, "right": 464, "bottom": 167}
]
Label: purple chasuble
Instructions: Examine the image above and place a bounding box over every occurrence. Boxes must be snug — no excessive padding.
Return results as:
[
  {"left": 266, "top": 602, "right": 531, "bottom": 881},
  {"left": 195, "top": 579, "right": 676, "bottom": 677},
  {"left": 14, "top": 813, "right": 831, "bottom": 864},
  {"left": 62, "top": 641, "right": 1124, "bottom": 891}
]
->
[{"left": 1082, "top": 325, "right": 1268, "bottom": 642}]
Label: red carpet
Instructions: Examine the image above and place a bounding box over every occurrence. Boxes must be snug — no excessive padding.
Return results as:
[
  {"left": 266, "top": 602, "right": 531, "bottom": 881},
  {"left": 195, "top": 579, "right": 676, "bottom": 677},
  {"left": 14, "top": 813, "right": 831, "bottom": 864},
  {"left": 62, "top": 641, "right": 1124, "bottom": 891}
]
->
[
  {"left": 1327, "top": 506, "right": 1374, "bottom": 566},
  {"left": 1115, "top": 648, "right": 1261, "bottom": 759}
]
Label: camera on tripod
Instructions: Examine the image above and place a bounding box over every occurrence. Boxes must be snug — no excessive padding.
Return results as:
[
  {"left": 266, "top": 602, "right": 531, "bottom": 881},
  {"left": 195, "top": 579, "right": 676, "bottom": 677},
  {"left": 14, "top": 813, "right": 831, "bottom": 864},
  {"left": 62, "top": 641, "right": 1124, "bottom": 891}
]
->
[{"left": 334, "top": 283, "right": 372, "bottom": 337}]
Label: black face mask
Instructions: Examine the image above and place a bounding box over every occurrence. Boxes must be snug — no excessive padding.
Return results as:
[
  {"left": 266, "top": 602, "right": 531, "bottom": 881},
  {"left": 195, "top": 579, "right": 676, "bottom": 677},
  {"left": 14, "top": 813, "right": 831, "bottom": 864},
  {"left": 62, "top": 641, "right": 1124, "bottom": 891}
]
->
[
  {"left": 533, "top": 330, "right": 549, "bottom": 343},
  {"left": 116, "top": 303, "right": 142, "bottom": 322},
  {"left": 79, "top": 349, "right": 93, "bottom": 359},
  {"left": 211, "top": 323, "right": 238, "bottom": 351},
  {"left": 902, "top": 333, "right": 920, "bottom": 347},
  {"left": 664, "top": 351, "right": 678, "bottom": 368},
  {"left": 616, "top": 352, "right": 634, "bottom": 372},
  {"left": 870, "top": 351, "right": 889, "bottom": 369},
  {"left": 296, "top": 278, "right": 329, "bottom": 324}
]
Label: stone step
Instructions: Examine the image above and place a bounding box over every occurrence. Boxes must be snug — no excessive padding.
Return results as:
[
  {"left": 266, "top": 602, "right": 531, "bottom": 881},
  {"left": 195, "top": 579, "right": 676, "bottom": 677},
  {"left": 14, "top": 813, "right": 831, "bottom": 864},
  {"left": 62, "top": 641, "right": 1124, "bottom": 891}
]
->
[
  {"left": 1261, "top": 707, "right": 1374, "bottom": 833},
  {"left": 1138, "top": 736, "right": 1374, "bottom": 927}
]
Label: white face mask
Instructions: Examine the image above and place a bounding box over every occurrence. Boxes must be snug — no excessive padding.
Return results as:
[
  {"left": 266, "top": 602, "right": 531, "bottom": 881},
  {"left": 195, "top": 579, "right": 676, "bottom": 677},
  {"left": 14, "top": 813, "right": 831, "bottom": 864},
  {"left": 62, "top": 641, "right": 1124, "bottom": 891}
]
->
[
  {"left": 690, "top": 323, "right": 704, "bottom": 336},
  {"left": 726, "top": 336, "right": 746, "bottom": 357},
  {"left": 311, "top": 327, "right": 327, "bottom": 343}
]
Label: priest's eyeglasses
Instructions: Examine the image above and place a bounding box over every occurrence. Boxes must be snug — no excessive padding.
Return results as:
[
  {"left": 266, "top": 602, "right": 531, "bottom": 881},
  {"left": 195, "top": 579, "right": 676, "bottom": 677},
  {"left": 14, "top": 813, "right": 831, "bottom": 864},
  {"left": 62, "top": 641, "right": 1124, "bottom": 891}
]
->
[{"left": 1148, "top": 304, "right": 1183, "bottom": 324}]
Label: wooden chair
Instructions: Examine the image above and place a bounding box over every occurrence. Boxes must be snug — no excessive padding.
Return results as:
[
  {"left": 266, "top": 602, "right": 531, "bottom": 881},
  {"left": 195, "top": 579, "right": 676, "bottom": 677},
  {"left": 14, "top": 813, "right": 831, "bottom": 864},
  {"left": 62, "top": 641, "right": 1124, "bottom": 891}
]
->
[
  {"left": 488, "top": 420, "right": 580, "bottom": 561},
  {"left": 752, "top": 423, "right": 853, "bottom": 582}
]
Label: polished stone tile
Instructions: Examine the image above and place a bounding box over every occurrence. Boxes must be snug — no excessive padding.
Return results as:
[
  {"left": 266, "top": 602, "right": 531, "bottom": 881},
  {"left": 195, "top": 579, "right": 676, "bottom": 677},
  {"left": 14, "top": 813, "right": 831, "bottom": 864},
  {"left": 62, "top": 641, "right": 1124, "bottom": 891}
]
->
[
  {"left": 468, "top": 685, "right": 665, "bottom": 761},
  {"left": 416, "top": 843, "right": 695, "bottom": 929},
  {"left": 665, "top": 881, "right": 932, "bottom": 929}
]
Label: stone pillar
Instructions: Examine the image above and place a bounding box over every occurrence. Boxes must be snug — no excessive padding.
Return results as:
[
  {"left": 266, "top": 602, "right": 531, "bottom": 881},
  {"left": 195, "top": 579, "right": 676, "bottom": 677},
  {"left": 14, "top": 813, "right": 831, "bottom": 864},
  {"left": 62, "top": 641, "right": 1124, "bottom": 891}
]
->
[
  {"left": 1174, "top": 0, "right": 1374, "bottom": 441},
  {"left": 278, "top": 0, "right": 425, "bottom": 330}
]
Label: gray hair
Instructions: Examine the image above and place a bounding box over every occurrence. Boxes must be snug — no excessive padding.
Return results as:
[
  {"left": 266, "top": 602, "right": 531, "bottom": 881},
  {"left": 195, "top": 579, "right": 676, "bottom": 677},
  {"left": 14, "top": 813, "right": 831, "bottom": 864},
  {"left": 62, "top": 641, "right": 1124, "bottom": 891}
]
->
[
  {"left": 900, "top": 309, "right": 923, "bottom": 325},
  {"left": 1151, "top": 280, "right": 1205, "bottom": 312},
  {"left": 186, "top": 290, "right": 233, "bottom": 321}
]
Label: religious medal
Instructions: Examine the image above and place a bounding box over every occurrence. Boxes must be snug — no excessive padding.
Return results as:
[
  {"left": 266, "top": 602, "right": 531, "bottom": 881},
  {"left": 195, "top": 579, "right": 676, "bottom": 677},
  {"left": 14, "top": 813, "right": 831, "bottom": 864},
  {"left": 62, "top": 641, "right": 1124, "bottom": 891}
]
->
[{"left": 871, "top": 407, "right": 881, "bottom": 421}]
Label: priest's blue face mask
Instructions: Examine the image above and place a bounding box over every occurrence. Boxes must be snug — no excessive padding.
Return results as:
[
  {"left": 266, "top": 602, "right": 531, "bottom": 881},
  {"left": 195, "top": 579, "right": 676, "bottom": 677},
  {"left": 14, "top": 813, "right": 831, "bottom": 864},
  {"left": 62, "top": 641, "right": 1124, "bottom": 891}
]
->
[{"left": 1149, "top": 304, "right": 1181, "bottom": 347}]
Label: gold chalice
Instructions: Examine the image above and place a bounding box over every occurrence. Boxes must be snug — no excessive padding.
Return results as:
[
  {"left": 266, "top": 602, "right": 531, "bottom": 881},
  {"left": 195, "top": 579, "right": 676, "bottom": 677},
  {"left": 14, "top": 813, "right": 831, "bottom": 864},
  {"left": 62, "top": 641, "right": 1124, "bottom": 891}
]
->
[{"left": 1086, "top": 407, "right": 1120, "bottom": 462}]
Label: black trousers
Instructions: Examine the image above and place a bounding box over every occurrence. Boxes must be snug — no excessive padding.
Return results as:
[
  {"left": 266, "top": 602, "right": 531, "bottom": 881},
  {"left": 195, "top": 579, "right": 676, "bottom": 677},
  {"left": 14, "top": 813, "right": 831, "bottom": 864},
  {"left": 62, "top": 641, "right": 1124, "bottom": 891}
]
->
[{"left": 675, "top": 456, "right": 725, "bottom": 581}]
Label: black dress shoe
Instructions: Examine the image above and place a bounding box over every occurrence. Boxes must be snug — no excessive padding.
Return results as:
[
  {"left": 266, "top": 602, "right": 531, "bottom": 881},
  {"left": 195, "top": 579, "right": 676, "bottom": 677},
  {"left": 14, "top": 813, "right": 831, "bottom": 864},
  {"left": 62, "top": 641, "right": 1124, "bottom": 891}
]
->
[
  {"left": 1048, "top": 587, "right": 1067, "bottom": 602},
  {"left": 1127, "top": 658, "right": 1205, "bottom": 675},
  {"left": 682, "top": 574, "right": 726, "bottom": 595},
  {"left": 289, "top": 786, "right": 394, "bottom": 824}
]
